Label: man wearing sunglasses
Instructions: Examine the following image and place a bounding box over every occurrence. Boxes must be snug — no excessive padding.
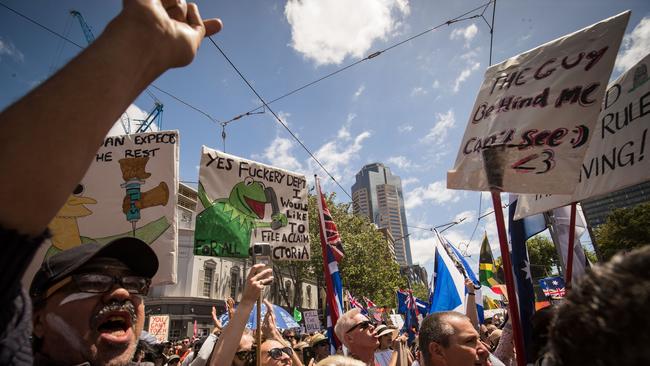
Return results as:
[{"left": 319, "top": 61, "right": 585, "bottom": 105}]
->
[
  {"left": 334, "top": 308, "right": 380, "bottom": 365},
  {"left": 29, "top": 237, "right": 158, "bottom": 365},
  {"left": 260, "top": 339, "right": 294, "bottom": 366}
]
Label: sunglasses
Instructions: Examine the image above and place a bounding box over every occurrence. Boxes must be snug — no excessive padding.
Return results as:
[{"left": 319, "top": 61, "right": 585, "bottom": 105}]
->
[
  {"left": 45, "top": 273, "right": 151, "bottom": 298},
  {"left": 235, "top": 350, "right": 254, "bottom": 361},
  {"left": 268, "top": 347, "right": 293, "bottom": 360},
  {"left": 346, "top": 320, "right": 375, "bottom": 334}
]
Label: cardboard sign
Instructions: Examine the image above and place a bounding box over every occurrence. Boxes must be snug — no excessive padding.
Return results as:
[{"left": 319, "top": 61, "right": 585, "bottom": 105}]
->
[
  {"left": 303, "top": 310, "right": 322, "bottom": 333},
  {"left": 448, "top": 12, "right": 629, "bottom": 194},
  {"left": 389, "top": 314, "right": 404, "bottom": 330},
  {"left": 195, "top": 147, "right": 310, "bottom": 261},
  {"left": 515, "top": 53, "right": 650, "bottom": 219},
  {"left": 148, "top": 315, "right": 170, "bottom": 342},
  {"left": 22, "top": 131, "right": 179, "bottom": 287}
]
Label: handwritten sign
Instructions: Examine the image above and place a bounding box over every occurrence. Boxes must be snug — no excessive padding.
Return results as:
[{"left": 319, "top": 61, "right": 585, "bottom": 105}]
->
[
  {"left": 195, "top": 147, "right": 310, "bottom": 261},
  {"left": 303, "top": 310, "right": 322, "bottom": 333},
  {"left": 21, "top": 131, "right": 179, "bottom": 287},
  {"left": 515, "top": 52, "right": 650, "bottom": 219},
  {"left": 148, "top": 315, "right": 170, "bottom": 342},
  {"left": 448, "top": 12, "right": 629, "bottom": 194}
]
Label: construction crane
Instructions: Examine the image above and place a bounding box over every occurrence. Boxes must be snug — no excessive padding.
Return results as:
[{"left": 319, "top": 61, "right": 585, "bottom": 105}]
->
[{"left": 70, "top": 10, "right": 163, "bottom": 133}]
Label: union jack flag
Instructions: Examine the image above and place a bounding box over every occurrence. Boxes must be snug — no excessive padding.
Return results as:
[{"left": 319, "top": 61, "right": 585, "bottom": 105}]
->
[
  {"left": 539, "top": 276, "right": 566, "bottom": 298},
  {"left": 316, "top": 177, "right": 345, "bottom": 354},
  {"left": 347, "top": 290, "right": 365, "bottom": 310},
  {"left": 363, "top": 296, "right": 377, "bottom": 308}
]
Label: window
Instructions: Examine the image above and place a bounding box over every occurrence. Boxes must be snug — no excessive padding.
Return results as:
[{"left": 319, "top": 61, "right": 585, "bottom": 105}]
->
[
  {"left": 203, "top": 267, "right": 214, "bottom": 297},
  {"left": 285, "top": 280, "right": 293, "bottom": 301},
  {"left": 230, "top": 267, "right": 240, "bottom": 299},
  {"left": 306, "top": 285, "right": 312, "bottom": 308}
]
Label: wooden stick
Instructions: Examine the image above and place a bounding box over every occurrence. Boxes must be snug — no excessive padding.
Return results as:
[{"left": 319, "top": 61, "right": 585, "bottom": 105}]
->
[{"left": 565, "top": 202, "right": 577, "bottom": 288}]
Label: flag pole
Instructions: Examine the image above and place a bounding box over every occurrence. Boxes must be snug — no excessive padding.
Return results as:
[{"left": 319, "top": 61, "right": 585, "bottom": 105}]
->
[
  {"left": 564, "top": 202, "right": 577, "bottom": 288},
  {"left": 490, "top": 191, "right": 526, "bottom": 366}
]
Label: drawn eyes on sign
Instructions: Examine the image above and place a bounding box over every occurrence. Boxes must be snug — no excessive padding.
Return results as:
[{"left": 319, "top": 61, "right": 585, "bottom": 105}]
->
[
  {"left": 511, "top": 149, "right": 555, "bottom": 174},
  {"left": 244, "top": 177, "right": 254, "bottom": 186},
  {"left": 73, "top": 184, "right": 84, "bottom": 195}
]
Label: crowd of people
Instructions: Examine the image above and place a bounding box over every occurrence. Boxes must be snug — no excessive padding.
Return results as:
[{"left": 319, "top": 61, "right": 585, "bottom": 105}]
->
[{"left": 0, "top": 1, "right": 648, "bottom": 365}]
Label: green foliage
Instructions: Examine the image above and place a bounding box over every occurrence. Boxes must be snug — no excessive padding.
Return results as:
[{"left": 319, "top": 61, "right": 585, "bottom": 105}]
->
[
  {"left": 526, "top": 235, "right": 559, "bottom": 279},
  {"left": 410, "top": 282, "right": 430, "bottom": 301},
  {"left": 595, "top": 202, "right": 650, "bottom": 261},
  {"left": 276, "top": 192, "right": 406, "bottom": 309}
]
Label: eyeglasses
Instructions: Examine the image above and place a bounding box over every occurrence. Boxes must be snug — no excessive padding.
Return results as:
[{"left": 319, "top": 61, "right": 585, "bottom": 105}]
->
[
  {"left": 268, "top": 347, "right": 293, "bottom": 360},
  {"left": 45, "top": 273, "right": 151, "bottom": 298},
  {"left": 346, "top": 320, "right": 375, "bottom": 334},
  {"left": 235, "top": 350, "right": 254, "bottom": 361}
]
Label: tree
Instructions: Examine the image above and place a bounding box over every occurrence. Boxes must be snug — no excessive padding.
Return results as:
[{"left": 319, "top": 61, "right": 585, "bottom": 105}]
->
[
  {"left": 275, "top": 192, "right": 406, "bottom": 309},
  {"left": 526, "top": 235, "right": 559, "bottom": 279},
  {"left": 595, "top": 202, "right": 650, "bottom": 261}
]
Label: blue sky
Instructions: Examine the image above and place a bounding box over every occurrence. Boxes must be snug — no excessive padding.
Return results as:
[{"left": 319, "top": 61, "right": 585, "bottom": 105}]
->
[{"left": 1, "top": 0, "right": 649, "bottom": 279}]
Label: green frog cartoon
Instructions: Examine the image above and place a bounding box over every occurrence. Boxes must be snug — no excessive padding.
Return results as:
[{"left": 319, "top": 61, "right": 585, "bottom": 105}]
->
[{"left": 194, "top": 177, "right": 288, "bottom": 257}]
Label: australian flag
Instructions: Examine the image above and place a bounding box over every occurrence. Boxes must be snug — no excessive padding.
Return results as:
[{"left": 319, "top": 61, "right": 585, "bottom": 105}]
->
[
  {"left": 539, "top": 276, "right": 566, "bottom": 299},
  {"left": 316, "top": 177, "right": 345, "bottom": 354},
  {"left": 397, "top": 289, "right": 426, "bottom": 344}
]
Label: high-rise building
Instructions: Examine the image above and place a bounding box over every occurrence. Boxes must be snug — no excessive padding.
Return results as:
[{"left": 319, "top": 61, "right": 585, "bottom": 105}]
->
[{"left": 352, "top": 163, "right": 412, "bottom": 265}]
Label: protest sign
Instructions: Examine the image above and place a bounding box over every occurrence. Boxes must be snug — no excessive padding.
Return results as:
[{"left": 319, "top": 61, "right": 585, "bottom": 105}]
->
[
  {"left": 148, "top": 315, "right": 170, "bottom": 342},
  {"left": 389, "top": 314, "right": 405, "bottom": 330},
  {"left": 515, "top": 53, "right": 650, "bottom": 219},
  {"left": 195, "top": 147, "right": 310, "bottom": 261},
  {"left": 303, "top": 310, "right": 322, "bottom": 333},
  {"left": 22, "top": 131, "right": 178, "bottom": 286},
  {"left": 448, "top": 12, "right": 629, "bottom": 194}
]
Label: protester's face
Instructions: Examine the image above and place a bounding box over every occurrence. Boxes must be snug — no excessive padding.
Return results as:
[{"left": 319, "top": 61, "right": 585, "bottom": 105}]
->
[
  {"left": 314, "top": 341, "right": 330, "bottom": 357},
  {"left": 261, "top": 339, "right": 293, "bottom": 366},
  {"left": 181, "top": 338, "right": 190, "bottom": 350},
  {"left": 33, "top": 260, "right": 146, "bottom": 365},
  {"left": 379, "top": 334, "right": 392, "bottom": 349},
  {"left": 441, "top": 317, "right": 481, "bottom": 366},
  {"left": 344, "top": 314, "right": 379, "bottom": 351},
  {"left": 232, "top": 336, "right": 254, "bottom": 366},
  {"left": 476, "top": 340, "right": 493, "bottom": 366}
]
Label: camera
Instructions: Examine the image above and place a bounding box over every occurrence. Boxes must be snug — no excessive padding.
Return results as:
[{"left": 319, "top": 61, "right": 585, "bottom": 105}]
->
[{"left": 251, "top": 243, "right": 272, "bottom": 266}]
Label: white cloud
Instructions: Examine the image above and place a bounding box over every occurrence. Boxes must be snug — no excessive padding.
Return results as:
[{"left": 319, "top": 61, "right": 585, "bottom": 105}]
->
[
  {"left": 398, "top": 124, "right": 413, "bottom": 133},
  {"left": 401, "top": 177, "right": 419, "bottom": 186},
  {"left": 386, "top": 155, "right": 415, "bottom": 170},
  {"left": 432, "top": 80, "right": 440, "bottom": 89},
  {"left": 450, "top": 23, "right": 478, "bottom": 48},
  {"left": 311, "top": 131, "right": 372, "bottom": 181},
  {"left": 258, "top": 136, "right": 304, "bottom": 172},
  {"left": 615, "top": 16, "right": 650, "bottom": 72},
  {"left": 411, "top": 86, "right": 427, "bottom": 96},
  {"left": 453, "top": 62, "right": 480, "bottom": 93},
  {"left": 285, "top": 0, "right": 410, "bottom": 65},
  {"left": 421, "top": 109, "right": 455, "bottom": 144},
  {"left": 354, "top": 84, "right": 366, "bottom": 99},
  {"left": 0, "top": 37, "right": 24, "bottom": 62},
  {"left": 404, "top": 180, "right": 459, "bottom": 210},
  {"left": 337, "top": 113, "right": 357, "bottom": 140}
]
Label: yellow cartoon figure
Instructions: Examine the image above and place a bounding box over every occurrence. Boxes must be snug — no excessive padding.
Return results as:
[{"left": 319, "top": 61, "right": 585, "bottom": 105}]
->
[{"left": 48, "top": 184, "right": 96, "bottom": 252}]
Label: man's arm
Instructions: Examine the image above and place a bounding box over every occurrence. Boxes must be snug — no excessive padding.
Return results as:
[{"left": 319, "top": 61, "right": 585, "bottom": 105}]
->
[
  {"left": 0, "top": 0, "right": 221, "bottom": 236},
  {"left": 464, "top": 278, "right": 479, "bottom": 329}
]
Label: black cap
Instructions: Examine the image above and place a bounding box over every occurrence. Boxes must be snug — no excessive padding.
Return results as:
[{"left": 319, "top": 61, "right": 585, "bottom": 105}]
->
[{"left": 30, "top": 237, "right": 159, "bottom": 300}]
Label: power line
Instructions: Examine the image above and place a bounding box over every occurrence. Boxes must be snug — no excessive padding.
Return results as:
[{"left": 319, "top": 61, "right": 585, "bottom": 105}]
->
[
  {"left": 208, "top": 37, "right": 354, "bottom": 200},
  {"left": 223, "top": 0, "right": 494, "bottom": 124}
]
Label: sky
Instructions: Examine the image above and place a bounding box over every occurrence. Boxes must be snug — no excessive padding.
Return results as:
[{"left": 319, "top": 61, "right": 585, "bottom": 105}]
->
[{"left": 1, "top": 0, "right": 649, "bottom": 282}]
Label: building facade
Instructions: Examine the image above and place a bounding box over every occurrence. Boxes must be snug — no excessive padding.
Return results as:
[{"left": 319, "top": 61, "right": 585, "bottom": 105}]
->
[
  {"left": 351, "top": 163, "right": 412, "bottom": 265},
  {"left": 580, "top": 180, "right": 650, "bottom": 227},
  {"left": 145, "top": 183, "right": 317, "bottom": 340}
]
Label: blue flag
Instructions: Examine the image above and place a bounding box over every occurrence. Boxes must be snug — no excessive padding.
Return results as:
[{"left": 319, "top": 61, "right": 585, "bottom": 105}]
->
[
  {"left": 429, "top": 242, "right": 464, "bottom": 314},
  {"left": 508, "top": 197, "right": 547, "bottom": 363}
]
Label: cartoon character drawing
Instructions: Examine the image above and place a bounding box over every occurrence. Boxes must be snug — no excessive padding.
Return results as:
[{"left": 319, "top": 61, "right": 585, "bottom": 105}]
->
[
  {"left": 48, "top": 184, "right": 96, "bottom": 254},
  {"left": 194, "top": 177, "right": 288, "bottom": 257}
]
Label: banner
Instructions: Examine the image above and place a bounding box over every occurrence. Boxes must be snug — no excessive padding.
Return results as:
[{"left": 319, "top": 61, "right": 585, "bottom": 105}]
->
[
  {"left": 22, "top": 131, "right": 179, "bottom": 286},
  {"left": 303, "top": 310, "right": 322, "bottom": 333},
  {"left": 148, "top": 315, "right": 170, "bottom": 343},
  {"left": 448, "top": 12, "right": 629, "bottom": 194},
  {"left": 516, "top": 53, "right": 650, "bottom": 219},
  {"left": 195, "top": 147, "right": 309, "bottom": 261}
]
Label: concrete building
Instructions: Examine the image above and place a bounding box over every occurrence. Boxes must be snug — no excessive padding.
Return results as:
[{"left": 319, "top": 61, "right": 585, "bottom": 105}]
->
[
  {"left": 145, "top": 183, "right": 317, "bottom": 339},
  {"left": 580, "top": 180, "right": 650, "bottom": 227},
  {"left": 352, "top": 163, "right": 412, "bottom": 265}
]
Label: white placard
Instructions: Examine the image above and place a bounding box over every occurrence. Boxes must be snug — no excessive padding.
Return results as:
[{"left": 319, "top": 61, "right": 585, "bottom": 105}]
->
[
  {"left": 448, "top": 12, "right": 629, "bottom": 194},
  {"left": 196, "top": 147, "right": 310, "bottom": 261},
  {"left": 148, "top": 315, "right": 170, "bottom": 342},
  {"left": 515, "top": 53, "right": 650, "bottom": 219},
  {"left": 303, "top": 310, "right": 322, "bottom": 333},
  {"left": 389, "top": 314, "right": 404, "bottom": 330}
]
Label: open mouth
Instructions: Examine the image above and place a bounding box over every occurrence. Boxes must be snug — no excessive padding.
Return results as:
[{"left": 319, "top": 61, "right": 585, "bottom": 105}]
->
[
  {"left": 95, "top": 311, "right": 134, "bottom": 344},
  {"left": 245, "top": 197, "right": 266, "bottom": 219}
]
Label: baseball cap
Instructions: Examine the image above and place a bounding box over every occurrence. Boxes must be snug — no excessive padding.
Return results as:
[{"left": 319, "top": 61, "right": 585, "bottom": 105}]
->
[{"left": 30, "top": 237, "right": 158, "bottom": 301}]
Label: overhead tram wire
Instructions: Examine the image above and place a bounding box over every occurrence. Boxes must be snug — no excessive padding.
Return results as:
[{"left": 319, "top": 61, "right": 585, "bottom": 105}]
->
[
  {"left": 221, "top": 0, "right": 494, "bottom": 125},
  {"left": 0, "top": 2, "right": 196, "bottom": 114},
  {"left": 208, "top": 38, "right": 354, "bottom": 200}
]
